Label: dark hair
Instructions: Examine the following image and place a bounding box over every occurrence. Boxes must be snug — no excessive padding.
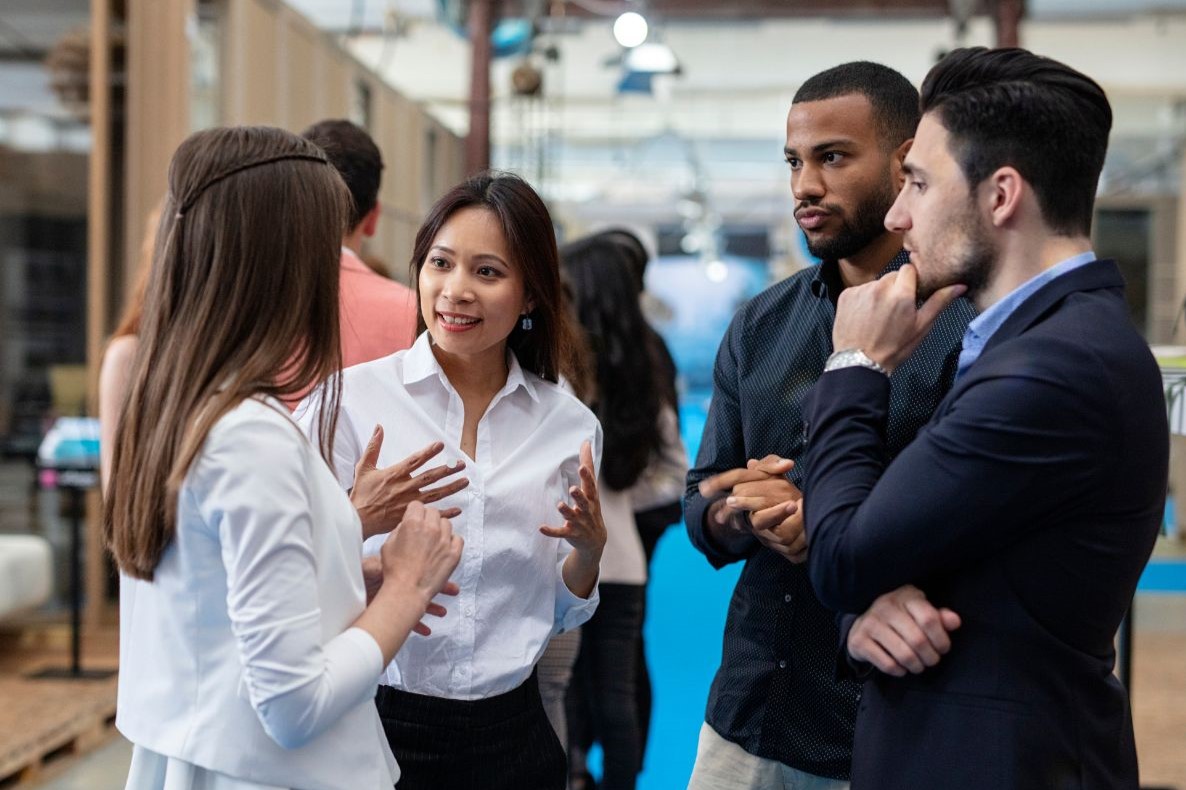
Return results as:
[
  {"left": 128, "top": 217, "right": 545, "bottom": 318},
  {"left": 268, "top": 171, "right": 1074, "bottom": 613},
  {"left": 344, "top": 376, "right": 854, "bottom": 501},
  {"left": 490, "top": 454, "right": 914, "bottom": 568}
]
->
[
  {"left": 596, "top": 228, "right": 649, "bottom": 293},
  {"left": 410, "top": 171, "right": 581, "bottom": 384},
  {"left": 104, "top": 126, "right": 348, "bottom": 580},
  {"left": 302, "top": 119, "right": 384, "bottom": 229},
  {"left": 920, "top": 47, "right": 1111, "bottom": 237},
  {"left": 793, "top": 61, "right": 920, "bottom": 148},
  {"left": 561, "top": 235, "right": 662, "bottom": 491}
]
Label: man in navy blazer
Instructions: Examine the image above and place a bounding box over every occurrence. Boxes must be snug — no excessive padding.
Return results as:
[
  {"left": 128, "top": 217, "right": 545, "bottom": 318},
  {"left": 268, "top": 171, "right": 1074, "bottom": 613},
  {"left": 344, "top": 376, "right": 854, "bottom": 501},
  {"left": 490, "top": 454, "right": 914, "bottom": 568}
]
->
[{"left": 800, "top": 47, "right": 1168, "bottom": 789}]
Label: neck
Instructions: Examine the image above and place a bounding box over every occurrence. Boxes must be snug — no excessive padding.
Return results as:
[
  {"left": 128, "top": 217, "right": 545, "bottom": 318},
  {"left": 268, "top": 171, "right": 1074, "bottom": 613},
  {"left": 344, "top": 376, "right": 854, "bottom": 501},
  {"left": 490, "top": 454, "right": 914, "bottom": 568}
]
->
[
  {"left": 342, "top": 227, "right": 365, "bottom": 258},
  {"left": 976, "top": 233, "right": 1092, "bottom": 312},
  {"left": 430, "top": 340, "right": 509, "bottom": 400},
  {"left": 837, "top": 231, "right": 904, "bottom": 288}
]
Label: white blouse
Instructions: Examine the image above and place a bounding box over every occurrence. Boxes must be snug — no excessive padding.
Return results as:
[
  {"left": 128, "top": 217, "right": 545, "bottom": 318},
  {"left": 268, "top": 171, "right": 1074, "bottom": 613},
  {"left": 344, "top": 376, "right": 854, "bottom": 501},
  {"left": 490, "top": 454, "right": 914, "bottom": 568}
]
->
[
  {"left": 117, "top": 398, "right": 397, "bottom": 790},
  {"left": 297, "top": 333, "right": 602, "bottom": 701}
]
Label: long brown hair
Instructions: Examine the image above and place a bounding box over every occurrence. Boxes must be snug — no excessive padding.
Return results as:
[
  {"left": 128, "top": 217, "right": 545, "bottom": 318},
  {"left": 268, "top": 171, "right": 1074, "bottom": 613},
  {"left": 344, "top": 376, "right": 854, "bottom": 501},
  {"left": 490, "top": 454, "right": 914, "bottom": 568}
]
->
[
  {"left": 104, "top": 126, "right": 349, "bottom": 580},
  {"left": 410, "top": 171, "right": 582, "bottom": 384}
]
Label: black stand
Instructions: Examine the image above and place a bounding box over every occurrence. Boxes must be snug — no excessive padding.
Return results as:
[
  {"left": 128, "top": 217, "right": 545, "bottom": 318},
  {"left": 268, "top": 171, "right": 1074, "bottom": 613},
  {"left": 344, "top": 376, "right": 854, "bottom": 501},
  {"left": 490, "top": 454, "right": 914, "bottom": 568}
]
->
[{"left": 28, "top": 466, "right": 115, "bottom": 681}]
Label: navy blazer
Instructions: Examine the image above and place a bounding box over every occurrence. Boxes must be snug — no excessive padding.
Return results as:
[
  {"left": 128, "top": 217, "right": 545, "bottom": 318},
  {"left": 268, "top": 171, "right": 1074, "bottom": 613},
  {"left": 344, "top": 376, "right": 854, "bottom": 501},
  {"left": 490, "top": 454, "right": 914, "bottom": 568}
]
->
[{"left": 802, "top": 259, "right": 1168, "bottom": 790}]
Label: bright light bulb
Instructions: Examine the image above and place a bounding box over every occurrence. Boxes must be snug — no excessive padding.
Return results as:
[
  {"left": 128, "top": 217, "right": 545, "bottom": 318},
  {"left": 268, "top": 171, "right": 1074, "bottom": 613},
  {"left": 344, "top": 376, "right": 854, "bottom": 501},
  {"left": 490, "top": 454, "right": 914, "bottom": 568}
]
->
[
  {"left": 705, "top": 260, "right": 729, "bottom": 283},
  {"left": 613, "top": 12, "right": 649, "bottom": 48}
]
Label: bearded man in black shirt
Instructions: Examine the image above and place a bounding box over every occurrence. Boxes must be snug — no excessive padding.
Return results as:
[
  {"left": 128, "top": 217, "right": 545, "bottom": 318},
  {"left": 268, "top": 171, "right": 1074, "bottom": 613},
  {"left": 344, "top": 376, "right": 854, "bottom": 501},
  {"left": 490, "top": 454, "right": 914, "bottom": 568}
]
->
[{"left": 684, "top": 62, "right": 975, "bottom": 789}]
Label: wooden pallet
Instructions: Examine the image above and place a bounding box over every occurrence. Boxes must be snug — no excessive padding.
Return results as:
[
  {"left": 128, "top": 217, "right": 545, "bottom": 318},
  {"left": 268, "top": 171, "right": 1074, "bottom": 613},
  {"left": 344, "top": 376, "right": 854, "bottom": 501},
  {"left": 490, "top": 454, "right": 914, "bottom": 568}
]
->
[{"left": 0, "top": 673, "right": 118, "bottom": 787}]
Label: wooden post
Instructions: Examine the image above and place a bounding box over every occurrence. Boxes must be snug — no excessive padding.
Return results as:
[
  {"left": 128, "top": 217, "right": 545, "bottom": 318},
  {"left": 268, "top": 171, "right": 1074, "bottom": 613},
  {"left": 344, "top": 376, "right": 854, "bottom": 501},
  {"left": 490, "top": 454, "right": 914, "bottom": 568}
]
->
[
  {"left": 994, "top": 0, "right": 1024, "bottom": 48},
  {"left": 466, "top": 0, "right": 495, "bottom": 175}
]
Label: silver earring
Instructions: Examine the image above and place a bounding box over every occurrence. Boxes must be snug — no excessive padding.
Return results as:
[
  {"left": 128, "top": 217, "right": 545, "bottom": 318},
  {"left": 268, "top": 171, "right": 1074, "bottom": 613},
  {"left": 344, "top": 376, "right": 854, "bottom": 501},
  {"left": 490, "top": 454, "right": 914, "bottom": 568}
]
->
[{"left": 521, "top": 314, "right": 533, "bottom": 331}]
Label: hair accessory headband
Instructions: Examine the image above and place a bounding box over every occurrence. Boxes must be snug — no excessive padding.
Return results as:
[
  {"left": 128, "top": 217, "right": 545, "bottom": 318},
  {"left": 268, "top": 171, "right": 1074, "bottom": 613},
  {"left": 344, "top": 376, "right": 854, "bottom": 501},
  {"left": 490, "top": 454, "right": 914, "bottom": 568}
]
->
[{"left": 174, "top": 152, "right": 329, "bottom": 218}]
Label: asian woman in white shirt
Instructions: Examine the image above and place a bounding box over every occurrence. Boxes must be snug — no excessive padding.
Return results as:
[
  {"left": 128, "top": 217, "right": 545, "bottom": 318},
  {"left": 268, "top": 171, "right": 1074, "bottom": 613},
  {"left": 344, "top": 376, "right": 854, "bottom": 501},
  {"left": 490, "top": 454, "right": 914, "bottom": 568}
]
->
[
  {"left": 104, "top": 126, "right": 464, "bottom": 790},
  {"left": 297, "top": 172, "right": 608, "bottom": 790}
]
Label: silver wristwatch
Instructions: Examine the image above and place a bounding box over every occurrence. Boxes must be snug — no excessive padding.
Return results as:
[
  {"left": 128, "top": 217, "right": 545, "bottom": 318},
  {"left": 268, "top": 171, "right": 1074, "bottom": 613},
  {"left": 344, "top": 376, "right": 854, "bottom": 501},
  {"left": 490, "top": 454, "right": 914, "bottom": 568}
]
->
[{"left": 824, "top": 348, "right": 889, "bottom": 376}]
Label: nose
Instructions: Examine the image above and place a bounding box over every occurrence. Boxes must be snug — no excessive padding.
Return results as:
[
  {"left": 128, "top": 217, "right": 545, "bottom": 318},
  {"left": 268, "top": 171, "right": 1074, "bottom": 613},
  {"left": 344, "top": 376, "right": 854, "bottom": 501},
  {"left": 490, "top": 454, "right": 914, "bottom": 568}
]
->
[
  {"left": 884, "top": 185, "right": 911, "bottom": 234},
  {"left": 440, "top": 267, "right": 475, "bottom": 303},
  {"left": 792, "top": 162, "right": 825, "bottom": 203}
]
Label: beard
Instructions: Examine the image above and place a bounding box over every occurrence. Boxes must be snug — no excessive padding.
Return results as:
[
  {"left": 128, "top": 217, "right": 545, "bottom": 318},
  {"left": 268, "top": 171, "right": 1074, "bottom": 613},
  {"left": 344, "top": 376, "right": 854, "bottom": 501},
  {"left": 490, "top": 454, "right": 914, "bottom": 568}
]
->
[
  {"left": 914, "top": 200, "right": 996, "bottom": 302},
  {"left": 801, "top": 176, "right": 898, "bottom": 262}
]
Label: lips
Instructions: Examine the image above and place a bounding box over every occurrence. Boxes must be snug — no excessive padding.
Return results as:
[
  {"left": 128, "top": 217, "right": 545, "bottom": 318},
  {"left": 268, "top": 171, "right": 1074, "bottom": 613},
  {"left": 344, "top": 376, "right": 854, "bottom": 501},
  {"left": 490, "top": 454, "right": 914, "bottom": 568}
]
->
[
  {"left": 437, "top": 311, "right": 481, "bottom": 333},
  {"left": 795, "top": 209, "right": 831, "bottom": 231}
]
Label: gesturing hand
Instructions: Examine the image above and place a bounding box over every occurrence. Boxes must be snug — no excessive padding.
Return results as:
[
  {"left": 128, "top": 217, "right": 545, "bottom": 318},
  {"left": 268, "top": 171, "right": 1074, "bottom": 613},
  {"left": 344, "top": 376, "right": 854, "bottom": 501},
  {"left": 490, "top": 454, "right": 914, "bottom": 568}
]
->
[
  {"left": 362, "top": 554, "right": 460, "bottom": 635},
  {"left": 847, "top": 585, "right": 961, "bottom": 677},
  {"left": 378, "top": 501, "right": 464, "bottom": 633},
  {"left": 540, "top": 441, "right": 607, "bottom": 558},
  {"left": 831, "top": 264, "right": 966, "bottom": 375},
  {"left": 351, "top": 425, "right": 469, "bottom": 539}
]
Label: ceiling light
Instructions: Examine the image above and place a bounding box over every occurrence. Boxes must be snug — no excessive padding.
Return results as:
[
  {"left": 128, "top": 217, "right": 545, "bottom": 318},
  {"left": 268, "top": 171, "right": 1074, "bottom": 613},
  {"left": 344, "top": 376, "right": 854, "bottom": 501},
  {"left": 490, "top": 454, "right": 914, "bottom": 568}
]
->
[{"left": 613, "top": 12, "right": 649, "bottom": 48}]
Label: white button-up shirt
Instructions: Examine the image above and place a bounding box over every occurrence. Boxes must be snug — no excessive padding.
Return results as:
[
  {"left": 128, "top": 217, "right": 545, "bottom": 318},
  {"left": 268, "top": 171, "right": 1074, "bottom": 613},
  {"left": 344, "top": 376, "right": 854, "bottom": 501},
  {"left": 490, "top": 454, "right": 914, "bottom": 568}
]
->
[{"left": 298, "top": 333, "right": 601, "bottom": 700}]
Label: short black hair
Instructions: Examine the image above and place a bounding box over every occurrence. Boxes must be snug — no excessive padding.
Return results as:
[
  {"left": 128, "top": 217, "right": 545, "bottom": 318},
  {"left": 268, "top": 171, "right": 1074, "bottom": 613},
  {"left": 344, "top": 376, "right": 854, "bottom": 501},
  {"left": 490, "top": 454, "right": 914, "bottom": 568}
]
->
[
  {"left": 793, "top": 61, "right": 920, "bottom": 148},
  {"left": 301, "top": 119, "right": 384, "bottom": 229},
  {"left": 920, "top": 47, "right": 1112, "bottom": 237}
]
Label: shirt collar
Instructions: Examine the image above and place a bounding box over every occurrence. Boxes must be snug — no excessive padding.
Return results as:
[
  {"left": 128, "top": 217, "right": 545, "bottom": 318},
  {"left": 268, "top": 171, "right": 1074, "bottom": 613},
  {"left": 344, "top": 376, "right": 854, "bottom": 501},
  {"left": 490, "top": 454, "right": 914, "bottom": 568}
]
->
[
  {"left": 810, "top": 249, "right": 910, "bottom": 301},
  {"left": 964, "top": 251, "right": 1097, "bottom": 349},
  {"left": 401, "top": 331, "right": 540, "bottom": 403}
]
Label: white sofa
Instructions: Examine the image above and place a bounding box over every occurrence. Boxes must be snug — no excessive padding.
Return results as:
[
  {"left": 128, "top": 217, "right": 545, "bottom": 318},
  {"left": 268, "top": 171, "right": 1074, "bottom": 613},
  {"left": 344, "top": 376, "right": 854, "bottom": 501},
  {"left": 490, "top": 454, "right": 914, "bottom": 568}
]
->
[{"left": 0, "top": 534, "right": 53, "bottom": 620}]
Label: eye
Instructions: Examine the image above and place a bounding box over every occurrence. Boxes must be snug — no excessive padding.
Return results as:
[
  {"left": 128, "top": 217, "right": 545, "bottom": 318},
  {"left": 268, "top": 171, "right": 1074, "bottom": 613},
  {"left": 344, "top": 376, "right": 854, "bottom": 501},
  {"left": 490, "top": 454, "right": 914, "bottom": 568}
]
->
[
  {"left": 476, "top": 265, "right": 503, "bottom": 278},
  {"left": 785, "top": 157, "right": 801, "bottom": 170},
  {"left": 822, "top": 151, "right": 844, "bottom": 165},
  {"left": 428, "top": 256, "right": 449, "bottom": 269},
  {"left": 910, "top": 180, "right": 926, "bottom": 193}
]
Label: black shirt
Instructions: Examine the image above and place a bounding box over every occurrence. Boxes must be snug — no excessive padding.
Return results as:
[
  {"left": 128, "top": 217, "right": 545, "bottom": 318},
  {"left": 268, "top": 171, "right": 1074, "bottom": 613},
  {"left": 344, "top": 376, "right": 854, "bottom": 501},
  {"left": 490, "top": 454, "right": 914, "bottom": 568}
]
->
[{"left": 683, "top": 251, "right": 975, "bottom": 780}]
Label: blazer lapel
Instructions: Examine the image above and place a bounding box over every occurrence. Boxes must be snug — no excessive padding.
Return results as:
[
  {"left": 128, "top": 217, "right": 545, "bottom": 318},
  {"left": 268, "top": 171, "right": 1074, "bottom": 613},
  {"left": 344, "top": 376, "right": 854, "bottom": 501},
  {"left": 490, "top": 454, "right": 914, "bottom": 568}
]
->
[{"left": 980, "top": 258, "right": 1124, "bottom": 356}]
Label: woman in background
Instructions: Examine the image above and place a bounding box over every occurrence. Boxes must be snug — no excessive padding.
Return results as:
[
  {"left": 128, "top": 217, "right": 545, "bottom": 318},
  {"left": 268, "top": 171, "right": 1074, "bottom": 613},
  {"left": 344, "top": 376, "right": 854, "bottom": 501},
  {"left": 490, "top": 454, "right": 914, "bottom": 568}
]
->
[
  {"left": 561, "top": 234, "right": 688, "bottom": 790},
  {"left": 106, "top": 125, "right": 462, "bottom": 790},
  {"left": 298, "top": 171, "right": 607, "bottom": 790}
]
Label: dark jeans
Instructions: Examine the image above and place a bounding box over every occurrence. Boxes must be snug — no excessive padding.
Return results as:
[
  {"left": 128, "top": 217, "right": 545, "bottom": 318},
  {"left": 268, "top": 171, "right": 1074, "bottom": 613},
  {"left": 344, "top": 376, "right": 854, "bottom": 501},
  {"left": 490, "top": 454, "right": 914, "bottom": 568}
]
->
[
  {"left": 375, "top": 672, "right": 566, "bottom": 790},
  {"left": 567, "top": 582, "right": 647, "bottom": 790},
  {"left": 634, "top": 499, "right": 681, "bottom": 765}
]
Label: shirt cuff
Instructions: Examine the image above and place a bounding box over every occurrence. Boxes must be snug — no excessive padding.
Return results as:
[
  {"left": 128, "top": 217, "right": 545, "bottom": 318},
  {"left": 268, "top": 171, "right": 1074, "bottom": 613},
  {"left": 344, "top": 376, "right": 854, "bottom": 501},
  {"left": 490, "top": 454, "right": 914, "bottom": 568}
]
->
[
  {"left": 554, "top": 556, "right": 600, "bottom": 635},
  {"left": 325, "top": 627, "right": 387, "bottom": 706}
]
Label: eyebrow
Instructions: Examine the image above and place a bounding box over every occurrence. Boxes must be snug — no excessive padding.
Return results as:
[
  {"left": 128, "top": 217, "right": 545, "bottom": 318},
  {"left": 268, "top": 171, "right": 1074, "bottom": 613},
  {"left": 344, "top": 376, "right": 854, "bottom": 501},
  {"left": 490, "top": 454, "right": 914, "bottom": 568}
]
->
[
  {"left": 901, "top": 162, "right": 928, "bottom": 178},
  {"left": 430, "top": 244, "right": 508, "bottom": 266},
  {"left": 783, "top": 138, "right": 858, "bottom": 157}
]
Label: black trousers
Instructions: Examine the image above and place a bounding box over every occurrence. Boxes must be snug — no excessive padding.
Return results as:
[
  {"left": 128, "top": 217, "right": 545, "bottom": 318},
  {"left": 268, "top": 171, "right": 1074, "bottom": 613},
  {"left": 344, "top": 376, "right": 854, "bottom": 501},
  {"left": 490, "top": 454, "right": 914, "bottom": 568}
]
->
[
  {"left": 567, "top": 583, "right": 647, "bottom": 790},
  {"left": 375, "top": 672, "right": 566, "bottom": 790}
]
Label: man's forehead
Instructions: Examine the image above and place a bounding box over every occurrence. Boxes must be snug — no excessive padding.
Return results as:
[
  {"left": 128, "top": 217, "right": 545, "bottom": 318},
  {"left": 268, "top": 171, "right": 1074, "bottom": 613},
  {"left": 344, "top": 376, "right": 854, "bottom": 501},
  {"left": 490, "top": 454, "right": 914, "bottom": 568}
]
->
[
  {"left": 903, "top": 114, "right": 951, "bottom": 172},
  {"left": 786, "top": 92, "right": 877, "bottom": 141}
]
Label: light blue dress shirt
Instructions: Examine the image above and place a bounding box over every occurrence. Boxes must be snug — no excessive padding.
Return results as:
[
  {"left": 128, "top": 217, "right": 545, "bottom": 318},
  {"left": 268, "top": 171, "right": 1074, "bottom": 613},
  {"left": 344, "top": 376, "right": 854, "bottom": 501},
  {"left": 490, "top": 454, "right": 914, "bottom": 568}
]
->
[{"left": 956, "top": 252, "right": 1097, "bottom": 379}]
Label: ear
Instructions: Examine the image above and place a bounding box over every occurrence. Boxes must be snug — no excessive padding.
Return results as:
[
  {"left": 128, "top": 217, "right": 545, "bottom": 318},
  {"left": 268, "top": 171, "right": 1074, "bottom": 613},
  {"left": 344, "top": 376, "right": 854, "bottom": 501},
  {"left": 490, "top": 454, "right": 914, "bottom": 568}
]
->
[
  {"left": 891, "top": 138, "right": 913, "bottom": 189},
  {"left": 360, "top": 200, "right": 381, "bottom": 238},
  {"left": 982, "top": 166, "right": 1024, "bottom": 228}
]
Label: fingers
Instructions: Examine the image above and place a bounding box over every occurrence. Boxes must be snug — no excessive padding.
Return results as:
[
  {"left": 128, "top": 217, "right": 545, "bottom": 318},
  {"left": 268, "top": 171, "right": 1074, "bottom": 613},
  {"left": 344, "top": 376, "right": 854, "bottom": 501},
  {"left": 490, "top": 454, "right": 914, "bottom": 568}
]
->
[
  {"left": 849, "top": 626, "right": 908, "bottom": 677},
  {"left": 870, "top": 619, "right": 929, "bottom": 674},
  {"left": 438, "top": 507, "right": 463, "bottom": 520},
  {"left": 539, "top": 524, "right": 571, "bottom": 540},
  {"left": 425, "top": 602, "right": 448, "bottom": 618},
  {"left": 418, "top": 477, "right": 471, "bottom": 504},
  {"left": 579, "top": 441, "right": 595, "bottom": 477},
  {"left": 412, "top": 622, "right": 432, "bottom": 637},
  {"left": 392, "top": 441, "right": 448, "bottom": 477},
  {"left": 357, "top": 425, "right": 384, "bottom": 472},
  {"left": 411, "top": 461, "right": 467, "bottom": 488},
  {"left": 745, "top": 500, "right": 798, "bottom": 532},
  {"left": 917, "top": 282, "right": 967, "bottom": 329},
  {"left": 440, "top": 581, "right": 461, "bottom": 597},
  {"left": 939, "top": 608, "right": 962, "bottom": 631},
  {"left": 747, "top": 455, "right": 795, "bottom": 476},
  {"left": 578, "top": 457, "right": 599, "bottom": 500},
  {"left": 904, "top": 596, "right": 955, "bottom": 655},
  {"left": 698, "top": 467, "right": 771, "bottom": 498}
]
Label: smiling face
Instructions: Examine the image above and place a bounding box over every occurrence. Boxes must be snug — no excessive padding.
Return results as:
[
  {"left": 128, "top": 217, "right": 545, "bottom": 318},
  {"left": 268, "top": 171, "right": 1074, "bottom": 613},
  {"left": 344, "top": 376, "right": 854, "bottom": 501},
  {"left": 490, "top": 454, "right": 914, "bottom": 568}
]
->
[
  {"left": 885, "top": 112, "right": 997, "bottom": 301},
  {"left": 784, "top": 93, "right": 901, "bottom": 263},
  {"left": 418, "top": 206, "right": 532, "bottom": 364}
]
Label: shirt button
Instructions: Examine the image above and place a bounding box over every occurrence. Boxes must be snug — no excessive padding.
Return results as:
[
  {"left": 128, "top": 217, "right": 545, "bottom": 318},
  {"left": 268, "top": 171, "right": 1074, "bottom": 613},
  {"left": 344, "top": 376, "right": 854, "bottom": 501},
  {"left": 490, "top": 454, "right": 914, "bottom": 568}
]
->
[
  {"left": 783, "top": 594, "right": 792, "bottom": 603},
  {"left": 465, "top": 607, "right": 474, "bottom": 617},
  {"left": 778, "top": 660, "right": 788, "bottom": 669}
]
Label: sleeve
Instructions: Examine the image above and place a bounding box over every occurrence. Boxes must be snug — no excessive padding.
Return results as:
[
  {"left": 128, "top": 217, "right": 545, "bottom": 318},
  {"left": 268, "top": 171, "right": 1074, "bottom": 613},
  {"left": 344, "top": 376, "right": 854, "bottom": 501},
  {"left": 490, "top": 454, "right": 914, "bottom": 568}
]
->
[
  {"left": 293, "top": 384, "right": 364, "bottom": 490},
  {"left": 553, "top": 418, "right": 603, "bottom": 634},
  {"left": 193, "top": 413, "right": 384, "bottom": 750},
  {"left": 630, "top": 405, "right": 690, "bottom": 512},
  {"left": 683, "top": 312, "right": 760, "bottom": 568},
  {"left": 802, "top": 354, "right": 1111, "bottom": 614}
]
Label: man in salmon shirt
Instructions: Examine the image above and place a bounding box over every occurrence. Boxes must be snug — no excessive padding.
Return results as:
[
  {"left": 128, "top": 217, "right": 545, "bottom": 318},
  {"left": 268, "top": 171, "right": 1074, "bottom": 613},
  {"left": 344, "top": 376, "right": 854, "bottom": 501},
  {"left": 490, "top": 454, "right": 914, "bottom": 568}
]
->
[{"left": 302, "top": 119, "right": 418, "bottom": 368}]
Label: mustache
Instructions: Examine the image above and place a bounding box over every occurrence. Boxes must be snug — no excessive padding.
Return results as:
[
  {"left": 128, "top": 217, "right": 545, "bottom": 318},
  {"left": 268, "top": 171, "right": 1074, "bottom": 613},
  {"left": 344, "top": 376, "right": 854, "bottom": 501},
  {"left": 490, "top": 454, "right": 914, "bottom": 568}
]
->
[{"left": 795, "top": 200, "right": 844, "bottom": 215}]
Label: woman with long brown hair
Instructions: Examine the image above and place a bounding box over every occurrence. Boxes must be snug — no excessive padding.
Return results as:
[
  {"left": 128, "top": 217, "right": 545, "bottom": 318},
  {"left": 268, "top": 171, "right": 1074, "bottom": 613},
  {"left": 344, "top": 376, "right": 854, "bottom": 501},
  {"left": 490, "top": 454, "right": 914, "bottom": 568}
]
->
[
  {"left": 297, "top": 171, "right": 607, "bottom": 790},
  {"left": 106, "top": 125, "right": 462, "bottom": 790}
]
